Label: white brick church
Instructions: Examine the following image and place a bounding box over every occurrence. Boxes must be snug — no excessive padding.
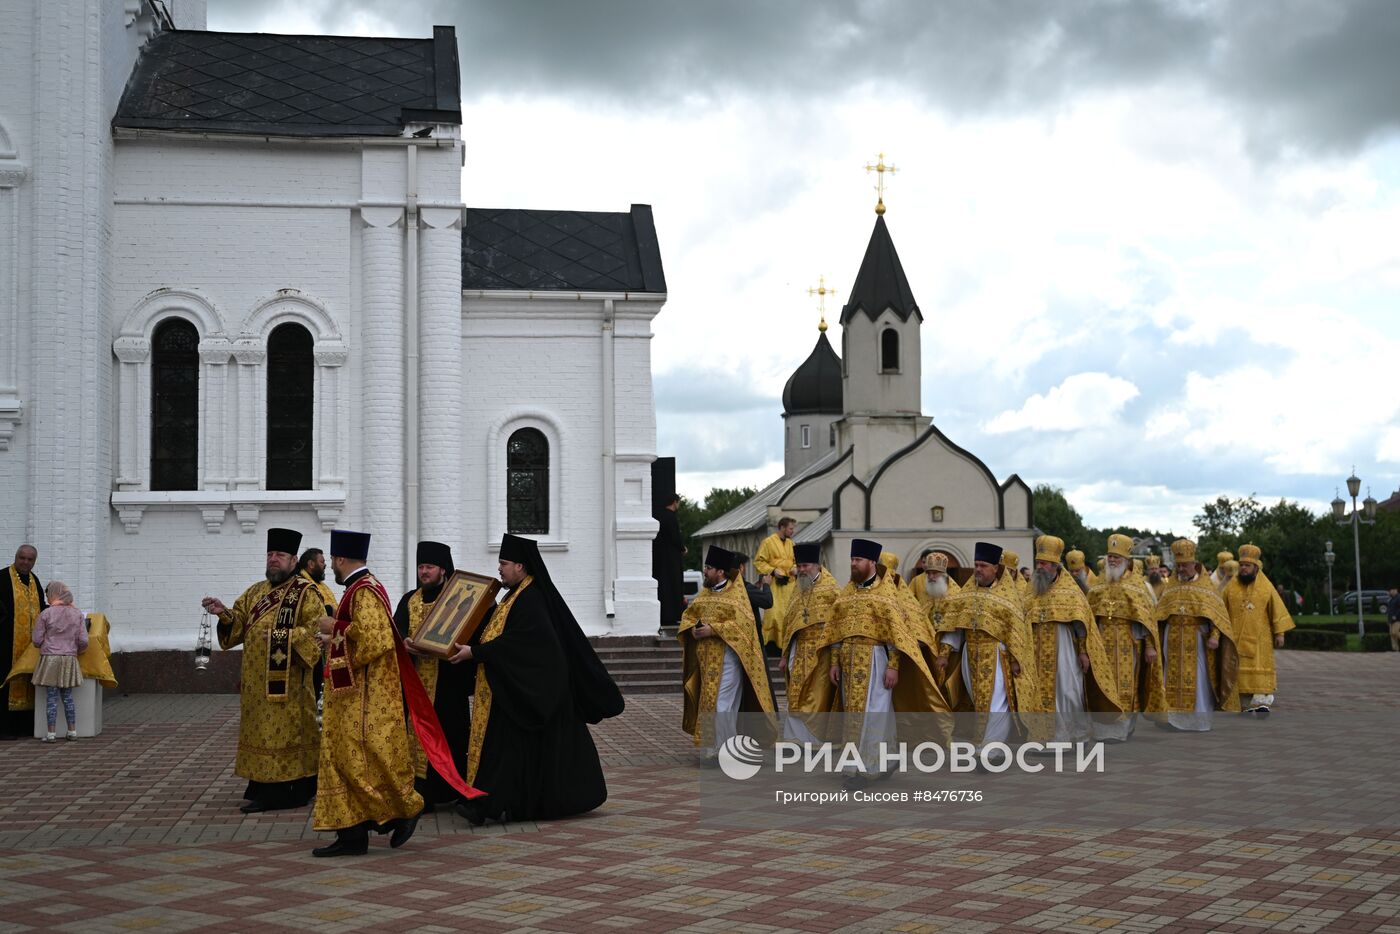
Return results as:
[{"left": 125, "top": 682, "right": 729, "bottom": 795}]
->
[{"left": 0, "top": 0, "right": 666, "bottom": 654}]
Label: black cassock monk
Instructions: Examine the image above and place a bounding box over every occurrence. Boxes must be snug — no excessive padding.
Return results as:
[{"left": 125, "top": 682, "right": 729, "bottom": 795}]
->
[{"left": 457, "top": 534, "right": 624, "bottom": 823}]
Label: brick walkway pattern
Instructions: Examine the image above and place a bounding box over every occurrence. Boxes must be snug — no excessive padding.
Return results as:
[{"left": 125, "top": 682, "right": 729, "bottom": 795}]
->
[{"left": 2, "top": 653, "right": 1400, "bottom": 932}]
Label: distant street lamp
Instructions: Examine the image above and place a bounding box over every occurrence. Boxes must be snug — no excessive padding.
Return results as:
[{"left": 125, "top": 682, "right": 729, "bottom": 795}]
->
[
  {"left": 1332, "top": 468, "right": 1378, "bottom": 638},
  {"left": 1324, "top": 540, "right": 1335, "bottom": 616}
]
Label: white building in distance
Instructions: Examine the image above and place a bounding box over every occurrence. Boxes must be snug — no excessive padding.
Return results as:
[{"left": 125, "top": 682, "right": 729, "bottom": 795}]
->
[
  {"left": 698, "top": 210, "right": 1035, "bottom": 578},
  {"left": 0, "top": 0, "right": 665, "bottom": 661}
]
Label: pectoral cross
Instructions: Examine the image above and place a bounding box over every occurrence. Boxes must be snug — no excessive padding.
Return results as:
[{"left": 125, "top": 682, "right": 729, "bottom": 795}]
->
[
  {"left": 270, "top": 648, "right": 287, "bottom": 665},
  {"left": 808, "top": 275, "right": 838, "bottom": 333},
  {"left": 332, "top": 633, "right": 345, "bottom": 649},
  {"left": 865, "top": 152, "right": 897, "bottom": 215}
]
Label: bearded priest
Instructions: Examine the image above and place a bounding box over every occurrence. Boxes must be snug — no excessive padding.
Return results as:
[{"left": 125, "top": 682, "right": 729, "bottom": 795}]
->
[
  {"left": 1087, "top": 534, "right": 1165, "bottom": 742},
  {"left": 775, "top": 542, "right": 840, "bottom": 745},
  {"left": 1026, "top": 535, "right": 1120, "bottom": 745},
  {"left": 1222, "top": 543, "right": 1295, "bottom": 715},
  {"left": 1155, "top": 539, "right": 1239, "bottom": 731}
]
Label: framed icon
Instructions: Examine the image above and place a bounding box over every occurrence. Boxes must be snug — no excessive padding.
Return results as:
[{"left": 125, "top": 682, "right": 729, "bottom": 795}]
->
[{"left": 410, "top": 570, "right": 501, "bottom": 657}]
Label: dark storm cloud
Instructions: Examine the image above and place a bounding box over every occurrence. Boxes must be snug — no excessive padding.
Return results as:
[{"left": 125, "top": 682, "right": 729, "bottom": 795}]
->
[{"left": 212, "top": 0, "right": 1400, "bottom": 154}]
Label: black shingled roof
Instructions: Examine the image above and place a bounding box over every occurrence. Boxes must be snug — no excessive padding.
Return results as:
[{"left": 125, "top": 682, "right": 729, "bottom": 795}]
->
[
  {"left": 461, "top": 206, "right": 667, "bottom": 293},
  {"left": 839, "top": 215, "right": 921, "bottom": 324},
  {"left": 114, "top": 26, "right": 461, "bottom": 136}
]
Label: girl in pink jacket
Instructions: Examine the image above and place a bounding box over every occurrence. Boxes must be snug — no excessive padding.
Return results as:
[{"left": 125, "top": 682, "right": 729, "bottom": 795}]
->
[{"left": 32, "top": 581, "right": 87, "bottom": 741}]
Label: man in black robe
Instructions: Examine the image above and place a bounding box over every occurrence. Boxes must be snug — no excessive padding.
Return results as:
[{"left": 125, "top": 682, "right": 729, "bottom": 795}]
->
[
  {"left": 454, "top": 533, "right": 624, "bottom": 824},
  {"left": 395, "top": 541, "right": 473, "bottom": 812},
  {"left": 653, "top": 494, "right": 686, "bottom": 629},
  {"left": 1, "top": 545, "right": 46, "bottom": 740},
  {"left": 731, "top": 553, "right": 774, "bottom": 655}
]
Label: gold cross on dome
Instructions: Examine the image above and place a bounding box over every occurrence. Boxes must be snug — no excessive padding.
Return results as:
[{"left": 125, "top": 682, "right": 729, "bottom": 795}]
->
[
  {"left": 807, "top": 275, "right": 838, "bottom": 332},
  {"left": 864, "top": 152, "right": 897, "bottom": 215}
]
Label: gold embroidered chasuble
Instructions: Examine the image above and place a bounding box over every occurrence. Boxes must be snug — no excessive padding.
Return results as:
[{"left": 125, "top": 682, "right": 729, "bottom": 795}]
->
[
  {"left": 6, "top": 567, "right": 42, "bottom": 712},
  {"left": 678, "top": 579, "right": 776, "bottom": 746},
  {"left": 1155, "top": 575, "right": 1240, "bottom": 713},
  {"left": 314, "top": 576, "right": 423, "bottom": 831},
  {"left": 934, "top": 571, "right": 1038, "bottom": 713},
  {"left": 1222, "top": 572, "right": 1295, "bottom": 695},
  {"left": 1087, "top": 578, "right": 1166, "bottom": 715},
  {"left": 1025, "top": 570, "right": 1122, "bottom": 717},
  {"left": 754, "top": 533, "right": 797, "bottom": 645},
  {"left": 216, "top": 577, "right": 323, "bottom": 783},
  {"left": 404, "top": 589, "right": 438, "bottom": 780},
  {"left": 775, "top": 568, "right": 840, "bottom": 719},
  {"left": 821, "top": 573, "right": 951, "bottom": 716}
]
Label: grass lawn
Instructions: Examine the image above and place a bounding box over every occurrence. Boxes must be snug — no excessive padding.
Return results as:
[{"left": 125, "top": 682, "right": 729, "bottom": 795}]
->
[{"left": 1295, "top": 613, "right": 1385, "bottom": 626}]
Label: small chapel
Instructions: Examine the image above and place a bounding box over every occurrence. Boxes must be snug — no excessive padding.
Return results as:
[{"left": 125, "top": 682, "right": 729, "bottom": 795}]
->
[
  {"left": 0, "top": 0, "right": 666, "bottom": 665},
  {"left": 697, "top": 201, "right": 1036, "bottom": 575}
]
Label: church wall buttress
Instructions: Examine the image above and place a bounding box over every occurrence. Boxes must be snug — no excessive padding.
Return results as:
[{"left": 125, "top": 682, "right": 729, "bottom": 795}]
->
[
  {"left": 417, "top": 210, "right": 463, "bottom": 549},
  {"left": 359, "top": 208, "right": 406, "bottom": 595}
]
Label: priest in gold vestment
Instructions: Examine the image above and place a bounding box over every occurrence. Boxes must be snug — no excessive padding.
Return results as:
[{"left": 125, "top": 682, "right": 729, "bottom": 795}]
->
[
  {"left": 679, "top": 545, "right": 776, "bottom": 756},
  {"left": 754, "top": 518, "right": 798, "bottom": 649},
  {"left": 914, "top": 552, "right": 960, "bottom": 634},
  {"left": 312, "top": 529, "right": 423, "bottom": 857},
  {"left": 395, "top": 540, "right": 473, "bottom": 809},
  {"left": 776, "top": 542, "right": 839, "bottom": 744},
  {"left": 935, "top": 542, "right": 1036, "bottom": 754},
  {"left": 1222, "top": 543, "right": 1294, "bottom": 715},
  {"left": 1025, "top": 536, "right": 1121, "bottom": 744},
  {"left": 201, "top": 528, "right": 323, "bottom": 813},
  {"left": 1065, "top": 548, "right": 1093, "bottom": 593},
  {"left": 1087, "top": 535, "right": 1165, "bottom": 742},
  {"left": 1, "top": 545, "right": 45, "bottom": 739},
  {"left": 1215, "top": 559, "right": 1238, "bottom": 594},
  {"left": 1156, "top": 539, "right": 1239, "bottom": 731},
  {"left": 824, "top": 538, "right": 950, "bottom": 788},
  {"left": 1002, "top": 549, "right": 1028, "bottom": 598},
  {"left": 1210, "top": 550, "right": 1235, "bottom": 590}
]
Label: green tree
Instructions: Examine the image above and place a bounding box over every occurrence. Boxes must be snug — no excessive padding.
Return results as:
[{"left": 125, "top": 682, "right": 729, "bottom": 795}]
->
[
  {"left": 1193, "top": 495, "right": 1263, "bottom": 561},
  {"left": 1239, "top": 499, "right": 1326, "bottom": 605},
  {"left": 677, "top": 486, "right": 758, "bottom": 570},
  {"left": 1031, "top": 484, "right": 1092, "bottom": 552}
]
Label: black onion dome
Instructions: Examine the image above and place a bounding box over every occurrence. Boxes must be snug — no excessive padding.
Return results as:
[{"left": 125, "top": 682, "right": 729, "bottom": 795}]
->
[{"left": 782, "top": 331, "right": 843, "bottom": 415}]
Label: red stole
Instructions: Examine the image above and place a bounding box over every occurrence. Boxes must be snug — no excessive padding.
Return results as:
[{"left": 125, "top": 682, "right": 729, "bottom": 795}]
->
[{"left": 326, "top": 571, "right": 485, "bottom": 801}]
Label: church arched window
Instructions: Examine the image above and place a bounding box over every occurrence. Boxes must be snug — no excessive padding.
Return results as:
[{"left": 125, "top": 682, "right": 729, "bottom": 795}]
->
[
  {"left": 266, "top": 323, "right": 314, "bottom": 490},
  {"left": 151, "top": 318, "right": 200, "bottom": 490},
  {"left": 880, "top": 328, "right": 900, "bottom": 373},
  {"left": 507, "top": 427, "right": 549, "bottom": 533}
]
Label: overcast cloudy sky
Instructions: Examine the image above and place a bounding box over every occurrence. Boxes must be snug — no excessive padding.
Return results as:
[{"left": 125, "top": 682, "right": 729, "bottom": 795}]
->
[{"left": 212, "top": 0, "right": 1400, "bottom": 533}]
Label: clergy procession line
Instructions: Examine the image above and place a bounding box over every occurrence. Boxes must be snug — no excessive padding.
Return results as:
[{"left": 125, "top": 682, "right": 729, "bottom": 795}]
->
[
  {"left": 193, "top": 527, "right": 623, "bottom": 858},
  {"left": 680, "top": 532, "right": 1295, "bottom": 788}
]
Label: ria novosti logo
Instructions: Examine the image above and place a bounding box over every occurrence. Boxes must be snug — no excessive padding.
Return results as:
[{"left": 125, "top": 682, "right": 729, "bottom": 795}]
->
[
  {"left": 717, "top": 734, "right": 765, "bottom": 780},
  {"left": 710, "top": 734, "right": 1106, "bottom": 780}
]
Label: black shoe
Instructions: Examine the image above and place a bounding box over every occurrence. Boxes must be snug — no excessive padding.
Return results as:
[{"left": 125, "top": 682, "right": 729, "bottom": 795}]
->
[
  {"left": 1255, "top": 706, "right": 1271, "bottom": 718},
  {"left": 311, "top": 835, "right": 367, "bottom": 858},
  {"left": 455, "top": 800, "right": 486, "bottom": 827},
  {"left": 389, "top": 813, "right": 420, "bottom": 849},
  {"left": 239, "top": 800, "right": 269, "bottom": 814}
]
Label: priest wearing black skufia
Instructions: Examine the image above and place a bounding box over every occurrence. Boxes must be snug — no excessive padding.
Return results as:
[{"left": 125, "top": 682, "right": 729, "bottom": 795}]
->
[
  {"left": 455, "top": 533, "right": 624, "bottom": 825},
  {"left": 394, "top": 540, "right": 474, "bottom": 812}
]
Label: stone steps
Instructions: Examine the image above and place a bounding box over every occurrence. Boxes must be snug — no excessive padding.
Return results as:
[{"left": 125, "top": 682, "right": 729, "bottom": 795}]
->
[{"left": 588, "top": 634, "right": 785, "bottom": 696}]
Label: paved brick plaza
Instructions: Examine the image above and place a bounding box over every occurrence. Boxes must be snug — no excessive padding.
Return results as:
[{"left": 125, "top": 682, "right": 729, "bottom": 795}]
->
[{"left": 2, "top": 652, "right": 1400, "bottom": 933}]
